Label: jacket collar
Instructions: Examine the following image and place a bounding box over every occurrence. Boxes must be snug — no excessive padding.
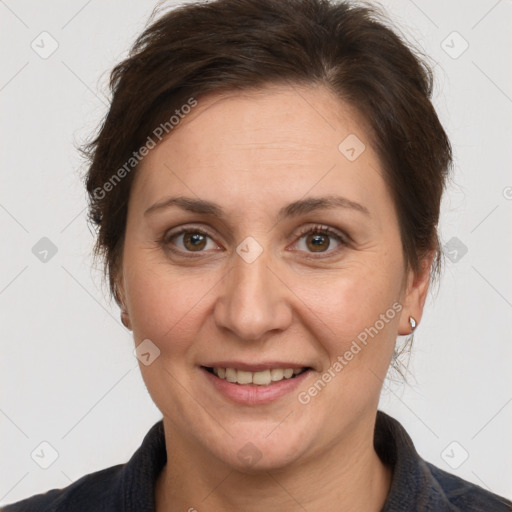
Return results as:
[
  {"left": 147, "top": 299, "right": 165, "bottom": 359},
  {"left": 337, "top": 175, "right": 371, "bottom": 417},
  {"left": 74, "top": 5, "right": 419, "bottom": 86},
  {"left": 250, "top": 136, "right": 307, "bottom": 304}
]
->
[
  {"left": 114, "top": 410, "right": 456, "bottom": 511},
  {"left": 375, "top": 410, "right": 456, "bottom": 511}
]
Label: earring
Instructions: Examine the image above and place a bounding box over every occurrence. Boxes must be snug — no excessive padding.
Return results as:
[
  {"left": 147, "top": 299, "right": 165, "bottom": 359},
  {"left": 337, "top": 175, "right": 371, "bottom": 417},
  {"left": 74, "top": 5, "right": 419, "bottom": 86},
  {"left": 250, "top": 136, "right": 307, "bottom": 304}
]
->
[{"left": 409, "top": 316, "right": 417, "bottom": 332}]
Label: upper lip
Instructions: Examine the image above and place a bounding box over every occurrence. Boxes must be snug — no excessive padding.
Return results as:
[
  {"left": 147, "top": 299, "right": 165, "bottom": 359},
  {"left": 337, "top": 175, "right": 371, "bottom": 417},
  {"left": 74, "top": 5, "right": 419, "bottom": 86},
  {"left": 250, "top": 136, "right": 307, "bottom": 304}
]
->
[{"left": 201, "top": 361, "right": 312, "bottom": 372}]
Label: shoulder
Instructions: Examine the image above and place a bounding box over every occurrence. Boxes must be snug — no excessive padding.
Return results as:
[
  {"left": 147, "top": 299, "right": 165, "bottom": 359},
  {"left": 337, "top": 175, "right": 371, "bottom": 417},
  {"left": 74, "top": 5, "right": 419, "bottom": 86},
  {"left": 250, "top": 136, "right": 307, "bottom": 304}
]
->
[
  {"left": 1, "top": 463, "right": 124, "bottom": 512},
  {"left": 1, "top": 419, "right": 166, "bottom": 512},
  {"left": 425, "top": 460, "right": 512, "bottom": 511},
  {"left": 375, "top": 410, "right": 512, "bottom": 512}
]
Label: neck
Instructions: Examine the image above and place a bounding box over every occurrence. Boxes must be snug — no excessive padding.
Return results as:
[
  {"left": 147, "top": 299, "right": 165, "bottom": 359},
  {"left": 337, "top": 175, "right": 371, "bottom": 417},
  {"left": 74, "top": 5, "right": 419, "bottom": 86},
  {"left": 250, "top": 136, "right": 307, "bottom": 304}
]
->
[{"left": 155, "top": 412, "right": 392, "bottom": 512}]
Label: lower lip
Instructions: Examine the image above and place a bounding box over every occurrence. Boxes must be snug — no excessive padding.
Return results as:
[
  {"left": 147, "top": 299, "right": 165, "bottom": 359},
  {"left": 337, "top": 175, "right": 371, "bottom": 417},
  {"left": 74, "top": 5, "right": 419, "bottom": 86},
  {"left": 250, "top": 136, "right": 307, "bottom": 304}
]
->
[{"left": 200, "top": 367, "right": 311, "bottom": 405}]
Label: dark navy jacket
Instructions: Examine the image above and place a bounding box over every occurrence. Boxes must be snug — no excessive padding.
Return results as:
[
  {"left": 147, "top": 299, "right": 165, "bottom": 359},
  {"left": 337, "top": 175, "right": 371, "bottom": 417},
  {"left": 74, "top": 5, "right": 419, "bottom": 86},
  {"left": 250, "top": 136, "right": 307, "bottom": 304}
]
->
[{"left": 2, "top": 411, "right": 511, "bottom": 511}]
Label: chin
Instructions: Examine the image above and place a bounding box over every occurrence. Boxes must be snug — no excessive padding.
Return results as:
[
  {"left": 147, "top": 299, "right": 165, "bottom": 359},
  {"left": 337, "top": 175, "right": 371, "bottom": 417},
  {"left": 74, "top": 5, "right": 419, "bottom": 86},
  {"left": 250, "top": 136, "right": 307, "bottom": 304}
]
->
[{"left": 210, "top": 427, "right": 312, "bottom": 473}]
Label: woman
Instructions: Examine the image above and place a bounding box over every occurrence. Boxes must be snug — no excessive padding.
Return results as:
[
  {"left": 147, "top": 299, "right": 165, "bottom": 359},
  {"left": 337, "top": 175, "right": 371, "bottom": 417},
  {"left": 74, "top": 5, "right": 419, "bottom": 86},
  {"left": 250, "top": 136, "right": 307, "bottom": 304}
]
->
[{"left": 3, "top": 0, "right": 511, "bottom": 510}]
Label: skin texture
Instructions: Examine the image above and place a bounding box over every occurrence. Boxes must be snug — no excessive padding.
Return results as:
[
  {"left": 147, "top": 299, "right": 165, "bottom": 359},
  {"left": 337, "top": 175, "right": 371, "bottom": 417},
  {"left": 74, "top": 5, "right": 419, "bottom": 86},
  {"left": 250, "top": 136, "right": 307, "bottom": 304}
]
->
[{"left": 116, "top": 84, "right": 433, "bottom": 512}]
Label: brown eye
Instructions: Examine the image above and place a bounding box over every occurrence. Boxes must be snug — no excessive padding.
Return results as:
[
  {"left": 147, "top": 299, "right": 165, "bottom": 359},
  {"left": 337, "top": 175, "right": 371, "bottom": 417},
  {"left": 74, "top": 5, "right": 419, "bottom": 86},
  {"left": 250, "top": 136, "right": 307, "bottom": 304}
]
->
[
  {"left": 293, "top": 225, "right": 346, "bottom": 256},
  {"left": 164, "top": 228, "right": 219, "bottom": 254},
  {"left": 183, "top": 232, "right": 207, "bottom": 251},
  {"left": 305, "top": 233, "right": 331, "bottom": 252}
]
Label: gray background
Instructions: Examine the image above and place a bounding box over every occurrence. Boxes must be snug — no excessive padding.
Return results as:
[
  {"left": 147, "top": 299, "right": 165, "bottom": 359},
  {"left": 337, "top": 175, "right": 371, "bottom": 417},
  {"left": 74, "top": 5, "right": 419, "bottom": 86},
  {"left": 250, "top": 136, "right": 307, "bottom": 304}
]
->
[{"left": 1, "top": 0, "right": 511, "bottom": 505}]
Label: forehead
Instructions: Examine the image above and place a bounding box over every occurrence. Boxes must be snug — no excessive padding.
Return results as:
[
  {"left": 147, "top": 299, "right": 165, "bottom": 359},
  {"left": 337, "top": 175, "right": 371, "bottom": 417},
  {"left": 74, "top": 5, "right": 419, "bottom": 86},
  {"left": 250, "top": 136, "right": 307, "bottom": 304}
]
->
[{"left": 130, "top": 85, "right": 387, "bottom": 219}]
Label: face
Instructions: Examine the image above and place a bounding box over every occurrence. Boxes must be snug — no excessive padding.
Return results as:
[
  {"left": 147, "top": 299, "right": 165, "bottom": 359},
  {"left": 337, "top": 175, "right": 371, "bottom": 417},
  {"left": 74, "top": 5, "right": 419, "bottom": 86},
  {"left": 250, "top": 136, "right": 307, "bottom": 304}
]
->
[{"left": 118, "top": 85, "right": 429, "bottom": 471}]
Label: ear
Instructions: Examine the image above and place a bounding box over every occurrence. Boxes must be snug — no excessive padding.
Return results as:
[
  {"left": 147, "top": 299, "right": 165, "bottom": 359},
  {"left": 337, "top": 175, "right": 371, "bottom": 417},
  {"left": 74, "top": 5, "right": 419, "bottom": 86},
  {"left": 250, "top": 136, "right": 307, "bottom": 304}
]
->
[
  {"left": 398, "top": 251, "right": 435, "bottom": 335},
  {"left": 115, "top": 270, "right": 132, "bottom": 331}
]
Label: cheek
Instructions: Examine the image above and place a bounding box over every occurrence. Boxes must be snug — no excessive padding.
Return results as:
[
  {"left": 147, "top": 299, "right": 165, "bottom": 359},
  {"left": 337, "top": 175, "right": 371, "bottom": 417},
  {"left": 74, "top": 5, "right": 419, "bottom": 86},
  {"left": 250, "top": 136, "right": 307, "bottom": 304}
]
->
[
  {"left": 125, "top": 258, "right": 219, "bottom": 353},
  {"left": 290, "top": 262, "right": 402, "bottom": 367},
  {"left": 292, "top": 273, "right": 401, "bottom": 417}
]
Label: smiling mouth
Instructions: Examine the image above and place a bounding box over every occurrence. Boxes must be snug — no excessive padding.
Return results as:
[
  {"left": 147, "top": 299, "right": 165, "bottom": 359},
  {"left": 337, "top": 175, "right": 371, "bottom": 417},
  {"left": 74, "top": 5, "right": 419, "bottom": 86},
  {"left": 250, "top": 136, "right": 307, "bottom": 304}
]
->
[{"left": 202, "top": 366, "right": 311, "bottom": 386}]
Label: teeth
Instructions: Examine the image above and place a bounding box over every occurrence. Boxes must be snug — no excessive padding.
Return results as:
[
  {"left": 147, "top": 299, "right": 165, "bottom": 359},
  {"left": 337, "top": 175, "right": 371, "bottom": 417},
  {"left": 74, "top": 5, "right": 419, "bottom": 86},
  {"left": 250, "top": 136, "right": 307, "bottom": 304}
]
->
[
  {"left": 225, "top": 368, "right": 237, "bottom": 383},
  {"left": 253, "top": 370, "right": 272, "bottom": 385},
  {"left": 212, "top": 367, "right": 306, "bottom": 386},
  {"left": 236, "top": 370, "right": 253, "bottom": 385},
  {"left": 270, "top": 368, "right": 284, "bottom": 381}
]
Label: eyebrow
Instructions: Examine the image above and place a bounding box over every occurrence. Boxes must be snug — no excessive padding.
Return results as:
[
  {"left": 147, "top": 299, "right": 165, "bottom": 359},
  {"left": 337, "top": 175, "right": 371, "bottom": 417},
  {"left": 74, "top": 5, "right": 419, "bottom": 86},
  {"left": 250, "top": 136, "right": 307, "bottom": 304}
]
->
[{"left": 144, "top": 195, "right": 370, "bottom": 220}]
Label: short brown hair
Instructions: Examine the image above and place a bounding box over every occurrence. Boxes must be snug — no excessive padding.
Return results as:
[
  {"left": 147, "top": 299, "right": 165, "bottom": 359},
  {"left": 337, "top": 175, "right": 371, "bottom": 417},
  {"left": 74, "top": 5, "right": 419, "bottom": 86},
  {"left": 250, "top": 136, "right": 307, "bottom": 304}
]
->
[{"left": 81, "top": 0, "right": 452, "bottom": 307}]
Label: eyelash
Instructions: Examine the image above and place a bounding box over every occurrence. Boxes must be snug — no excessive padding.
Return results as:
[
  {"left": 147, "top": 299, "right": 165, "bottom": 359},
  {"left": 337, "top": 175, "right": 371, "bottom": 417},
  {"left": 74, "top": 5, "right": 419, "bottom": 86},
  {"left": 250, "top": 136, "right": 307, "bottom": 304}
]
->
[{"left": 161, "top": 223, "right": 348, "bottom": 258}]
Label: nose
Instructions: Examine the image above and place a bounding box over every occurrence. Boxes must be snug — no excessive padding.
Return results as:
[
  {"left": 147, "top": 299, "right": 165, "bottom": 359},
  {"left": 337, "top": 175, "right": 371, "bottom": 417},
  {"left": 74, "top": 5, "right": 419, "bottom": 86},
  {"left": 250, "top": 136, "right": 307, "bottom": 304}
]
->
[{"left": 213, "top": 247, "right": 293, "bottom": 341}]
